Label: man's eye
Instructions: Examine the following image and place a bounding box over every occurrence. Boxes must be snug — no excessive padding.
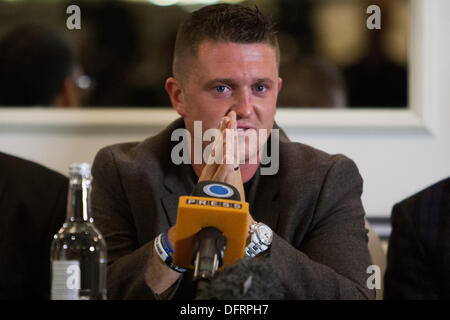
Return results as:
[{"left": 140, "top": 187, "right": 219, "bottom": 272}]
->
[
  {"left": 215, "top": 85, "right": 227, "bottom": 93},
  {"left": 255, "top": 85, "right": 266, "bottom": 92}
]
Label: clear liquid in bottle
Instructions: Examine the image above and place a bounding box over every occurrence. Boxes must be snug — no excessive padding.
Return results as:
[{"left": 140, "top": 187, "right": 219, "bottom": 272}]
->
[{"left": 50, "top": 163, "right": 107, "bottom": 300}]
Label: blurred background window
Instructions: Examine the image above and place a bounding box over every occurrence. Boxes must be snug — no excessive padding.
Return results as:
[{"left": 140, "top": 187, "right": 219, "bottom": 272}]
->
[{"left": 0, "top": 0, "right": 409, "bottom": 108}]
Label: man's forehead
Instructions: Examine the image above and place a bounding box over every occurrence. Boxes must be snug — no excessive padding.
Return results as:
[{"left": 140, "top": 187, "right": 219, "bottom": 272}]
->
[
  {"left": 196, "top": 40, "right": 277, "bottom": 61},
  {"left": 191, "top": 41, "right": 278, "bottom": 78}
]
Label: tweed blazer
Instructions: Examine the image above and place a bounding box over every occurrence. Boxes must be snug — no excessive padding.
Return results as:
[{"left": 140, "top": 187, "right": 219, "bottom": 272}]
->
[{"left": 91, "top": 118, "right": 375, "bottom": 300}]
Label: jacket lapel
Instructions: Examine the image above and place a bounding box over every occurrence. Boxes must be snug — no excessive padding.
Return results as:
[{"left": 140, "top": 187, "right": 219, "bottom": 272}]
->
[
  {"left": 153, "top": 118, "right": 195, "bottom": 226},
  {"left": 161, "top": 193, "right": 181, "bottom": 226},
  {"left": 247, "top": 165, "right": 280, "bottom": 232},
  {"left": 248, "top": 123, "right": 286, "bottom": 232},
  {"left": 245, "top": 127, "right": 282, "bottom": 232},
  {"left": 161, "top": 162, "right": 198, "bottom": 226}
]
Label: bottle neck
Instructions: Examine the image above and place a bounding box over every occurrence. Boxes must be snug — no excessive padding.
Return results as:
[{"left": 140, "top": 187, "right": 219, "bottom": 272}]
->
[{"left": 66, "top": 176, "right": 91, "bottom": 222}]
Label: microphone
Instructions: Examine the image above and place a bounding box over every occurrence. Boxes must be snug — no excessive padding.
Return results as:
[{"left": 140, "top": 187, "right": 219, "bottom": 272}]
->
[
  {"left": 192, "top": 227, "right": 226, "bottom": 282},
  {"left": 173, "top": 181, "right": 248, "bottom": 284}
]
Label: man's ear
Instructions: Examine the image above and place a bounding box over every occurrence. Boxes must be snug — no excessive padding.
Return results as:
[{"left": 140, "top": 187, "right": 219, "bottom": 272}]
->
[
  {"left": 165, "top": 77, "right": 186, "bottom": 116},
  {"left": 277, "top": 77, "right": 283, "bottom": 93},
  {"left": 53, "top": 77, "right": 78, "bottom": 108}
]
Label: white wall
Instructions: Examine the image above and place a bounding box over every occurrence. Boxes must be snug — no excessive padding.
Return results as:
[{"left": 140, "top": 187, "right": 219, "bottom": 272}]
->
[{"left": 0, "top": 0, "right": 448, "bottom": 219}]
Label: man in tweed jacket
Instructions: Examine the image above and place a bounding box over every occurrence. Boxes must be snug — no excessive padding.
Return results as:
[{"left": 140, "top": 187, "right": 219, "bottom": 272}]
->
[{"left": 91, "top": 4, "right": 375, "bottom": 300}]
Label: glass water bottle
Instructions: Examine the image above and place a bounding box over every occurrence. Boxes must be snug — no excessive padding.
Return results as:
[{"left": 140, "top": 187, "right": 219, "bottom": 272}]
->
[{"left": 50, "top": 163, "right": 107, "bottom": 300}]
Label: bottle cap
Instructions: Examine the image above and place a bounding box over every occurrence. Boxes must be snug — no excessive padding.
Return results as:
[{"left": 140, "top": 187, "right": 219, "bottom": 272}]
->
[{"left": 69, "top": 162, "right": 91, "bottom": 179}]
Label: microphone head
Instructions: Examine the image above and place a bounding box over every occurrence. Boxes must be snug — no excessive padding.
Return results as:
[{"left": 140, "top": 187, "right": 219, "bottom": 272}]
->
[
  {"left": 196, "top": 258, "right": 292, "bottom": 300},
  {"left": 173, "top": 181, "right": 248, "bottom": 269},
  {"left": 191, "top": 180, "right": 241, "bottom": 201}
]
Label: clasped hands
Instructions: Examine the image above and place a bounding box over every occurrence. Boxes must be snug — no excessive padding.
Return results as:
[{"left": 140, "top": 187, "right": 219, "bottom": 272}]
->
[
  {"left": 167, "top": 111, "right": 255, "bottom": 247},
  {"left": 198, "top": 110, "right": 256, "bottom": 233}
]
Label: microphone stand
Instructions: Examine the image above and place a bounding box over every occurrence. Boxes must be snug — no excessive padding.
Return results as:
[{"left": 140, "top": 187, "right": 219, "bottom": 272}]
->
[{"left": 192, "top": 227, "right": 226, "bottom": 298}]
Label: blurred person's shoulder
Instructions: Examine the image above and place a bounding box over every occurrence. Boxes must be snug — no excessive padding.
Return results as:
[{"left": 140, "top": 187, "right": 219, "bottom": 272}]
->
[
  {"left": 0, "top": 151, "right": 68, "bottom": 232},
  {"left": 395, "top": 177, "right": 450, "bottom": 208},
  {"left": 391, "top": 176, "right": 450, "bottom": 226},
  {"left": 0, "top": 151, "right": 67, "bottom": 187}
]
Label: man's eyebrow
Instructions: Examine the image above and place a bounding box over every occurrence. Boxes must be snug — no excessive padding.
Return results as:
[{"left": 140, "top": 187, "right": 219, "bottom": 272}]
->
[
  {"left": 204, "top": 78, "right": 237, "bottom": 88},
  {"left": 254, "top": 78, "right": 275, "bottom": 85},
  {"left": 204, "top": 78, "right": 274, "bottom": 88}
]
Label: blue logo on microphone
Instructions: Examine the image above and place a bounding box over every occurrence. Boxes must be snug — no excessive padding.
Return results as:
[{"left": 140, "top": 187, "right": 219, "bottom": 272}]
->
[{"left": 203, "top": 183, "right": 234, "bottom": 198}]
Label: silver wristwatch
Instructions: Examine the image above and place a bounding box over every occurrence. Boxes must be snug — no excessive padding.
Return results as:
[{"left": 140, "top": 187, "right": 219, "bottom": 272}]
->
[{"left": 245, "top": 222, "right": 273, "bottom": 258}]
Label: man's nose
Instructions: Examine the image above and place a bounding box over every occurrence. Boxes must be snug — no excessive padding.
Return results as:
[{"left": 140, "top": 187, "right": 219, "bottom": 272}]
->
[{"left": 232, "top": 90, "right": 254, "bottom": 119}]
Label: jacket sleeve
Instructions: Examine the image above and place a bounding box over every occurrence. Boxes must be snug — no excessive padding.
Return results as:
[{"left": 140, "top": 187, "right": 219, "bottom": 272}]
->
[
  {"left": 91, "top": 146, "right": 181, "bottom": 299},
  {"left": 269, "top": 156, "right": 375, "bottom": 299}
]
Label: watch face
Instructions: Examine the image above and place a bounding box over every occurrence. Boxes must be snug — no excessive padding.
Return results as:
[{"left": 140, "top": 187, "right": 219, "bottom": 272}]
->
[{"left": 256, "top": 224, "right": 273, "bottom": 245}]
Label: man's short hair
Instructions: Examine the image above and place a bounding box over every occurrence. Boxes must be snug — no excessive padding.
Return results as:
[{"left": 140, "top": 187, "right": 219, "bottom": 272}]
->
[
  {"left": 173, "top": 4, "right": 279, "bottom": 84},
  {"left": 0, "top": 25, "right": 74, "bottom": 106}
]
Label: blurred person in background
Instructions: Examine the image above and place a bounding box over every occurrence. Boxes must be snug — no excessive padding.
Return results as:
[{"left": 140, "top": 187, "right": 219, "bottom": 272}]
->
[
  {"left": 384, "top": 177, "right": 450, "bottom": 299},
  {"left": 0, "top": 24, "right": 79, "bottom": 299},
  {"left": 0, "top": 152, "right": 68, "bottom": 299},
  {"left": 278, "top": 55, "right": 347, "bottom": 108},
  {"left": 78, "top": 1, "right": 159, "bottom": 107},
  {"left": 0, "top": 24, "right": 79, "bottom": 107},
  {"left": 344, "top": 0, "right": 408, "bottom": 108}
]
